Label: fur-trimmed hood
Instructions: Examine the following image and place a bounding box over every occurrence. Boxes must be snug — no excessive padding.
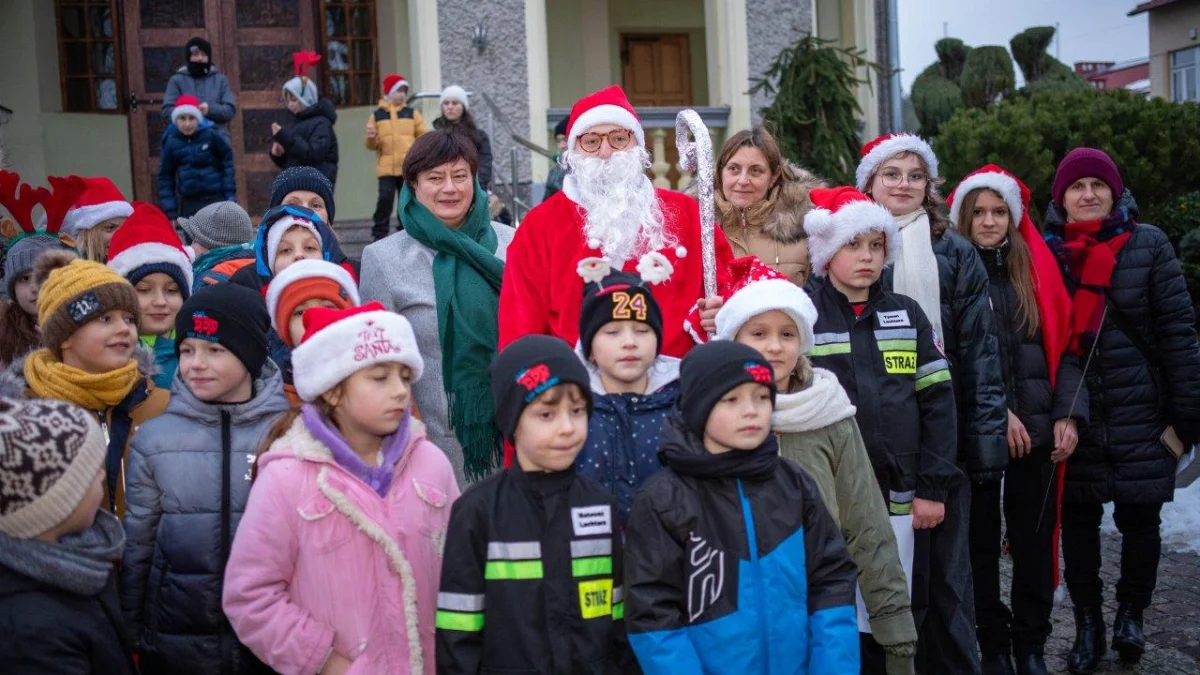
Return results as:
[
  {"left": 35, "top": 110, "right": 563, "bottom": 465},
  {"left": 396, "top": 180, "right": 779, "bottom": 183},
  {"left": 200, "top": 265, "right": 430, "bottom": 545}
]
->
[
  {"left": 0, "top": 344, "right": 159, "bottom": 400},
  {"left": 714, "top": 162, "right": 825, "bottom": 245}
]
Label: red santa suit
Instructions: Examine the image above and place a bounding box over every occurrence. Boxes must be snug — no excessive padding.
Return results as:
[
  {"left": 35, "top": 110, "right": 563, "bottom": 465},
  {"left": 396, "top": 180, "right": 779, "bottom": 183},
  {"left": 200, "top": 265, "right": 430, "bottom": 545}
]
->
[
  {"left": 499, "top": 85, "right": 734, "bottom": 357},
  {"left": 500, "top": 187, "right": 733, "bottom": 358}
]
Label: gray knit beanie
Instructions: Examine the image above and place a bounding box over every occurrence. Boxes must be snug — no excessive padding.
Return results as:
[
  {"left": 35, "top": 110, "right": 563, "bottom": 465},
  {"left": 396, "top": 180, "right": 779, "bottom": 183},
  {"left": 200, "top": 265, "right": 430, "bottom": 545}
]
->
[
  {"left": 4, "top": 235, "right": 67, "bottom": 299},
  {"left": 0, "top": 397, "right": 106, "bottom": 539},
  {"left": 178, "top": 201, "right": 255, "bottom": 251}
]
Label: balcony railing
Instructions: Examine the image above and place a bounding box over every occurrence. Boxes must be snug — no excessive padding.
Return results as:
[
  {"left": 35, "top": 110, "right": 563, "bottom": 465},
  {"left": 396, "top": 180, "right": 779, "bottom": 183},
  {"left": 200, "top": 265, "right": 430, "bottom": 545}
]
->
[{"left": 547, "top": 106, "right": 731, "bottom": 190}]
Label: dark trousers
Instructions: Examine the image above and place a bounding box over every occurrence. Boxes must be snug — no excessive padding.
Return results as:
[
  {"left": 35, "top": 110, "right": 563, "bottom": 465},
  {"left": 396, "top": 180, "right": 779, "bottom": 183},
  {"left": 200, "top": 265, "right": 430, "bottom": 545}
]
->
[
  {"left": 914, "top": 473, "right": 982, "bottom": 674},
  {"left": 860, "top": 633, "right": 887, "bottom": 674},
  {"left": 372, "top": 176, "right": 404, "bottom": 240},
  {"left": 1062, "top": 500, "right": 1164, "bottom": 608},
  {"left": 969, "top": 453, "right": 1057, "bottom": 655},
  {"left": 179, "top": 191, "right": 223, "bottom": 218}
]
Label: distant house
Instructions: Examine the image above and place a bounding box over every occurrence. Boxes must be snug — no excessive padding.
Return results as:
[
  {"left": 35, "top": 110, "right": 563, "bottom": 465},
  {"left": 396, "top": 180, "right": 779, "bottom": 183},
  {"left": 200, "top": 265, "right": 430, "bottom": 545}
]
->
[
  {"left": 1128, "top": 0, "right": 1200, "bottom": 101},
  {"left": 1074, "top": 59, "right": 1151, "bottom": 97}
]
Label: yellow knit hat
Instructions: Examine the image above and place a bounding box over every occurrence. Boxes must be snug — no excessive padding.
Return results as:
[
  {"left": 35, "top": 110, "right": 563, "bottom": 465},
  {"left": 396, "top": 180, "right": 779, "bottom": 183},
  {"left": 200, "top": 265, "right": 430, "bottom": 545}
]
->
[{"left": 34, "top": 250, "right": 139, "bottom": 355}]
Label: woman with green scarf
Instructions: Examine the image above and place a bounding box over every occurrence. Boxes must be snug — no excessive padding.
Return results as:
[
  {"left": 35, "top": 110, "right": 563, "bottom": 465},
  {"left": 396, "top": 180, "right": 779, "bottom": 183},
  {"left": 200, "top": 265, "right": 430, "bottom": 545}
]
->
[{"left": 360, "top": 130, "right": 512, "bottom": 485}]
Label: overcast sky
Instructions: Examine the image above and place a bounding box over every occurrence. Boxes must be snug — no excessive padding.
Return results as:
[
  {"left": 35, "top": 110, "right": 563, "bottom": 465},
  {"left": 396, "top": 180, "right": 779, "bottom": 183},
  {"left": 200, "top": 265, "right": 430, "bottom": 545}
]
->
[{"left": 897, "top": 0, "right": 1149, "bottom": 92}]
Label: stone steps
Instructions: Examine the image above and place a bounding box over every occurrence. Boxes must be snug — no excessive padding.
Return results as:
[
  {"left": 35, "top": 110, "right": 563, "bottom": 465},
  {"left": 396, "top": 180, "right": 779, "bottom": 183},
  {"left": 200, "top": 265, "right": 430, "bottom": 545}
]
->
[{"left": 332, "top": 219, "right": 376, "bottom": 260}]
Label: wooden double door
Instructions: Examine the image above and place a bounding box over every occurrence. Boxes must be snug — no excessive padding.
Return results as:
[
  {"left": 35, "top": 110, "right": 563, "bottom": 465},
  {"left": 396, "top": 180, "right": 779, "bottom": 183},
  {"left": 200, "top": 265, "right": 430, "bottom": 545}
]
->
[
  {"left": 621, "top": 33, "right": 692, "bottom": 188},
  {"left": 121, "top": 0, "right": 318, "bottom": 214}
]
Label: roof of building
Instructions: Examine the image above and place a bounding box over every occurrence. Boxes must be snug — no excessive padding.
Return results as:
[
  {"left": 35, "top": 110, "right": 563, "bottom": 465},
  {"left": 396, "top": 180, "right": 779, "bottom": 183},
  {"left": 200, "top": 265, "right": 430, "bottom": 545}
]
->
[{"left": 1129, "top": 0, "right": 1188, "bottom": 17}]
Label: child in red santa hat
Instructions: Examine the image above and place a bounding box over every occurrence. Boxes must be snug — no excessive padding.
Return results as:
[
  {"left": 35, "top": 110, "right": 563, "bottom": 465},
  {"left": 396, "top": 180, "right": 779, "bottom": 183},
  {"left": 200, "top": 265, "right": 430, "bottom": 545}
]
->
[{"left": 158, "top": 93, "right": 235, "bottom": 220}]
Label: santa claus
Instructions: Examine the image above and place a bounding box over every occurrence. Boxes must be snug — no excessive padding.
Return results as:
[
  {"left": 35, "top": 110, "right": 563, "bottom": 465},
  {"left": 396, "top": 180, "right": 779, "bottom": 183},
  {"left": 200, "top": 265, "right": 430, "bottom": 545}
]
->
[{"left": 499, "top": 85, "right": 734, "bottom": 356}]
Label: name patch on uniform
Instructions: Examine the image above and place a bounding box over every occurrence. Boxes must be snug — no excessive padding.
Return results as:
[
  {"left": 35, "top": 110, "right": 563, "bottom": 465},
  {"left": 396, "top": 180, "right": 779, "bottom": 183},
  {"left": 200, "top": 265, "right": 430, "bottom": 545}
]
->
[
  {"left": 578, "top": 578, "right": 613, "bottom": 619},
  {"left": 883, "top": 351, "right": 917, "bottom": 374},
  {"left": 877, "top": 310, "right": 910, "bottom": 328},
  {"left": 571, "top": 505, "right": 612, "bottom": 536}
]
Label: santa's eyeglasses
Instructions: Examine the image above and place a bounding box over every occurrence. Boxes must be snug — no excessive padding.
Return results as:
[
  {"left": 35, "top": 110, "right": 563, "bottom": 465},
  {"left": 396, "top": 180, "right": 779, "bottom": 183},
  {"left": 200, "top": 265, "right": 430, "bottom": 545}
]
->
[{"left": 577, "top": 129, "right": 635, "bottom": 153}]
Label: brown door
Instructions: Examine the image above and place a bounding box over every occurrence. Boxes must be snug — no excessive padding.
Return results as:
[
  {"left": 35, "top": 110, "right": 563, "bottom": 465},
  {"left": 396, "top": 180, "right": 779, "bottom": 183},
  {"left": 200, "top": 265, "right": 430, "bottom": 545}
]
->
[
  {"left": 122, "top": 0, "right": 317, "bottom": 216},
  {"left": 621, "top": 33, "right": 692, "bottom": 188}
]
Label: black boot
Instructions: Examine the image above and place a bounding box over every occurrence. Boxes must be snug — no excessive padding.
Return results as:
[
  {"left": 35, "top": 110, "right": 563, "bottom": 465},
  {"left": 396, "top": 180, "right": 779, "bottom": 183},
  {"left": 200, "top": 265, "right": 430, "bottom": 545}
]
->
[
  {"left": 1067, "top": 605, "right": 1106, "bottom": 675},
  {"left": 1014, "top": 648, "right": 1048, "bottom": 675},
  {"left": 981, "top": 650, "right": 1016, "bottom": 675},
  {"left": 1111, "top": 603, "right": 1146, "bottom": 662}
]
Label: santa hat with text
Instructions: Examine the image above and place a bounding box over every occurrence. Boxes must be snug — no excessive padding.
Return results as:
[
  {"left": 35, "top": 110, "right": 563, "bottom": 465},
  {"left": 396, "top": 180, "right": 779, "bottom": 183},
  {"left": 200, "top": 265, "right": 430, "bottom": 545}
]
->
[
  {"left": 291, "top": 302, "right": 423, "bottom": 402},
  {"left": 106, "top": 202, "right": 194, "bottom": 297},
  {"left": 803, "top": 186, "right": 900, "bottom": 277},
  {"left": 566, "top": 85, "right": 645, "bottom": 151}
]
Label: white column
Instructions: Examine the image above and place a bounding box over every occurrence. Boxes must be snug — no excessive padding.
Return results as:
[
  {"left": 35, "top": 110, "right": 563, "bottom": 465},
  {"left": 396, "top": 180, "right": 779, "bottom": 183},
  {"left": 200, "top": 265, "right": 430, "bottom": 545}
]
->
[
  {"left": 705, "top": 0, "right": 753, "bottom": 133},
  {"left": 526, "top": 0, "right": 551, "bottom": 180},
  {"left": 408, "top": 0, "right": 441, "bottom": 93},
  {"left": 852, "top": 0, "right": 880, "bottom": 139},
  {"left": 580, "top": 0, "right": 611, "bottom": 92}
]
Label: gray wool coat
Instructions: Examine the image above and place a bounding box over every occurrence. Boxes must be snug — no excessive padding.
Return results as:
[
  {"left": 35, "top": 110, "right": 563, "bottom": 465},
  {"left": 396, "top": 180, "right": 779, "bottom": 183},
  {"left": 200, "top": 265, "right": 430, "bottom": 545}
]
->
[{"left": 359, "top": 223, "right": 514, "bottom": 486}]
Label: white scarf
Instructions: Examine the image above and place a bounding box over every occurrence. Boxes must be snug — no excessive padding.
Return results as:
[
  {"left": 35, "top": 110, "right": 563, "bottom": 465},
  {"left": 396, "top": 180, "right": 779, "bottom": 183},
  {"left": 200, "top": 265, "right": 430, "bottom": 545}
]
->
[
  {"left": 892, "top": 209, "right": 943, "bottom": 340},
  {"left": 771, "top": 368, "right": 857, "bottom": 433}
]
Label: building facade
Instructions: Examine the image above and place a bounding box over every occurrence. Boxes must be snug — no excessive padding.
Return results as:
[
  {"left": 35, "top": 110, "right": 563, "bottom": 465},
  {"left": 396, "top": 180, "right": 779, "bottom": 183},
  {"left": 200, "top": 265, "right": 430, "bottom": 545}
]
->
[
  {"left": 1129, "top": 0, "right": 1200, "bottom": 102},
  {"left": 1074, "top": 59, "right": 1151, "bottom": 96},
  {"left": 0, "top": 0, "right": 889, "bottom": 222}
]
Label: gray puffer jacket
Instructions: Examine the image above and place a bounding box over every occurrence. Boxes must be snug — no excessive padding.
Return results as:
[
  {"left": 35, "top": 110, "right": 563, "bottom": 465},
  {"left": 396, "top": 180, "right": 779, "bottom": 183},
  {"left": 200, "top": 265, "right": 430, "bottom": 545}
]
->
[{"left": 120, "top": 360, "right": 288, "bottom": 675}]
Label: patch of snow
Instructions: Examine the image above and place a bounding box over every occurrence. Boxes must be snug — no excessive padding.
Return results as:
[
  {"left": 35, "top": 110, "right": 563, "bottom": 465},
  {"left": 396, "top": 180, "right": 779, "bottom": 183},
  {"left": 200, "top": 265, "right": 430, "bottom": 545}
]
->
[{"left": 1100, "top": 482, "right": 1200, "bottom": 553}]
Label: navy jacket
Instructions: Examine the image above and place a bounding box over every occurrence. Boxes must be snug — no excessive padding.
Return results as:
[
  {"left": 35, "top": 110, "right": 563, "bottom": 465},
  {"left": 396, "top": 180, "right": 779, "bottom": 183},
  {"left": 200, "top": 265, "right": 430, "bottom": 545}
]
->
[
  {"left": 625, "top": 412, "right": 859, "bottom": 674},
  {"left": 808, "top": 280, "right": 960, "bottom": 506},
  {"left": 1046, "top": 192, "right": 1200, "bottom": 503},
  {"left": 158, "top": 122, "right": 234, "bottom": 218},
  {"left": 272, "top": 99, "right": 339, "bottom": 186},
  {"left": 575, "top": 353, "right": 679, "bottom": 525}
]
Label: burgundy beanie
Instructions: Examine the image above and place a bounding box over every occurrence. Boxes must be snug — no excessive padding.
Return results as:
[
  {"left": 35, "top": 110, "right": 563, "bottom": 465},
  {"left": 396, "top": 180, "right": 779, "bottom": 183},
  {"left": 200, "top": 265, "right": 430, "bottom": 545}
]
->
[{"left": 1052, "top": 148, "right": 1124, "bottom": 207}]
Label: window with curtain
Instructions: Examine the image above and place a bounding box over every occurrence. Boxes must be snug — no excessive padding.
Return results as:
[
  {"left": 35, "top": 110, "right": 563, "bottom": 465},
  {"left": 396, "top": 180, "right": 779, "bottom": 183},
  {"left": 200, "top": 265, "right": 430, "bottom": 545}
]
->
[
  {"left": 1171, "top": 46, "right": 1199, "bottom": 103},
  {"left": 55, "top": 0, "right": 123, "bottom": 112},
  {"left": 318, "top": 0, "right": 379, "bottom": 107}
]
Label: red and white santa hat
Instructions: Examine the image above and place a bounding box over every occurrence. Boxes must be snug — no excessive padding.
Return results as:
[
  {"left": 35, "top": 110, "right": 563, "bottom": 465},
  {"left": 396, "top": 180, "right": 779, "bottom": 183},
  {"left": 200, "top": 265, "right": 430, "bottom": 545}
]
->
[
  {"left": 265, "top": 213, "right": 323, "bottom": 272},
  {"left": 265, "top": 258, "right": 361, "bottom": 347},
  {"left": 947, "top": 164, "right": 1027, "bottom": 228},
  {"left": 106, "top": 202, "right": 195, "bottom": 294},
  {"left": 292, "top": 302, "right": 423, "bottom": 402},
  {"left": 715, "top": 256, "right": 818, "bottom": 353},
  {"left": 804, "top": 186, "right": 900, "bottom": 278},
  {"left": 855, "top": 133, "right": 940, "bottom": 192},
  {"left": 61, "top": 177, "right": 134, "bottom": 238},
  {"left": 566, "top": 85, "right": 645, "bottom": 152},
  {"left": 383, "top": 73, "right": 410, "bottom": 98},
  {"left": 170, "top": 94, "right": 204, "bottom": 123}
]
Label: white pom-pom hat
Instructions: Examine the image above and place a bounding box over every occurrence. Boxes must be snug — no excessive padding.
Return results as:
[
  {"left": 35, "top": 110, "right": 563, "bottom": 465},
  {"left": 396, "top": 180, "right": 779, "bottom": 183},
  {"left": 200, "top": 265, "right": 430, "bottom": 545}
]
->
[
  {"left": 291, "top": 302, "right": 423, "bottom": 402},
  {"left": 439, "top": 85, "right": 469, "bottom": 110},
  {"left": 855, "top": 133, "right": 940, "bottom": 192},
  {"left": 804, "top": 186, "right": 900, "bottom": 278},
  {"left": 714, "top": 256, "right": 818, "bottom": 354}
]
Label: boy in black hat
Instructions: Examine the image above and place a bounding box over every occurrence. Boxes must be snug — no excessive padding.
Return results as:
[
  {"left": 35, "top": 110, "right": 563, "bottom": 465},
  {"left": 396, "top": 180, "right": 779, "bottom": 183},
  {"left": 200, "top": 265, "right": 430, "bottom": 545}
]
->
[
  {"left": 624, "top": 340, "right": 860, "bottom": 674},
  {"left": 436, "top": 335, "right": 634, "bottom": 674}
]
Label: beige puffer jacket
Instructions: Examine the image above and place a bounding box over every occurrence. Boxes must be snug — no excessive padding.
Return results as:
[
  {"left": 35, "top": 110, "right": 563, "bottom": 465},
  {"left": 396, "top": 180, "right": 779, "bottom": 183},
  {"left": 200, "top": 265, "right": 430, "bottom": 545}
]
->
[{"left": 714, "top": 163, "right": 823, "bottom": 286}]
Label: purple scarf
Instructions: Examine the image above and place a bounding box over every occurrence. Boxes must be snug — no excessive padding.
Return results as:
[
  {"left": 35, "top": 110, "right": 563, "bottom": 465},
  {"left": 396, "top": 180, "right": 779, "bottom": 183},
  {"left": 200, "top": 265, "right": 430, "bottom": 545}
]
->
[{"left": 301, "top": 404, "right": 411, "bottom": 498}]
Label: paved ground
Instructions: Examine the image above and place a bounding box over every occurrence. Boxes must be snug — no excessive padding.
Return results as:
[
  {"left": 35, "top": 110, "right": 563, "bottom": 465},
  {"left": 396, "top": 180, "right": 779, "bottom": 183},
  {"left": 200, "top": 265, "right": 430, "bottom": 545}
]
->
[{"left": 999, "top": 533, "right": 1200, "bottom": 674}]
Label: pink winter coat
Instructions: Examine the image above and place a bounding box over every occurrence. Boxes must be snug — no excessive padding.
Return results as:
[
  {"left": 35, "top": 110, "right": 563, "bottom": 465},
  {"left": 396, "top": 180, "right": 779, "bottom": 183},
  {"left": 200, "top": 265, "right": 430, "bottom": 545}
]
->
[{"left": 222, "top": 415, "right": 460, "bottom": 675}]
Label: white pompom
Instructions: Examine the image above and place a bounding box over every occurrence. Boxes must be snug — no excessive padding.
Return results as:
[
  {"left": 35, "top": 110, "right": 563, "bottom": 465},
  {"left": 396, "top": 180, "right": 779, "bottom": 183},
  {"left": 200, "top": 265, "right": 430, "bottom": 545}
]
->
[
  {"left": 637, "top": 251, "right": 675, "bottom": 285},
  {"left": 675, "top": 246, "right": 688, "bottom": 259},
  {"left": 576, "top": 257, "right": 612, "bottom": 285},
  {"left": 587, "top": 238, "right": 601, "bottom": 250}
]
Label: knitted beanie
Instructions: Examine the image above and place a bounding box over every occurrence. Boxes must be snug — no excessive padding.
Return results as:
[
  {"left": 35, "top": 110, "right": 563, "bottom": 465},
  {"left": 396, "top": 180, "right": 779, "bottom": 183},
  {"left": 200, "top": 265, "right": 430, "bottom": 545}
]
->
[
  {"left": 1051, "top": 148, "right": 1124, "bottom": 208},
  {"left": 678, "top": 341, "right": 777, "bottom": 438},
  {"left": 175, "top": 284, "right": 271, "bottom": 380},
  {"left": 35, "top": 251, "right": 139, "bottom": 355},
  {"left": 4, "top": 234, "right": 67, "bottom": 298},
  {"left": 0, "top": 397, "right": 107, "bottom": 539},
  {"left": 489, "top": 335, "right": 592, "bottom": 443},
  {"left": 106, "top": 203, "right": 194, "bottom": 298},
  {"left": 578, "top": 269, "right": 664, "bottom": 359},
  {"left": 282, "top": 76, "right": 319, "bottom": 109},
  {"left": 292, "top": 302, "right": 423, "bottom": 402},
  {"left": 440, "top": 85, "right": 469, "bottom": 110},
  {"left": 179, "top": 202, "right": 254, "bottom": 251},
  {"left": 265, "top": 259, "right": 360, "bottom": 348},
  {"left": 269, "top": 167, "right": 336, "bottom": 224}
]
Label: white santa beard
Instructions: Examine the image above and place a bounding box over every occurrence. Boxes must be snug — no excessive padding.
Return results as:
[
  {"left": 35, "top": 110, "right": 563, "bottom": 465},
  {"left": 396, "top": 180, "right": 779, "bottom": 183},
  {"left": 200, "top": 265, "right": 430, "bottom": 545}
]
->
[{"left": 566, "top": 147, "right": 673, "bottom": 264}]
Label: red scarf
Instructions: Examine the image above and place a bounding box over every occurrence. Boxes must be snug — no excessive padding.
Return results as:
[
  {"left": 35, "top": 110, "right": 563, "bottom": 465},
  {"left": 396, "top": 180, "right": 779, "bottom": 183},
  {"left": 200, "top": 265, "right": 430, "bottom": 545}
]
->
[
  {"left": 1062, "top": 220, "right": 1132, "bottom": 348},
  {"left": 1020, "top": 215, "right": 1074, "bottom": 383}
]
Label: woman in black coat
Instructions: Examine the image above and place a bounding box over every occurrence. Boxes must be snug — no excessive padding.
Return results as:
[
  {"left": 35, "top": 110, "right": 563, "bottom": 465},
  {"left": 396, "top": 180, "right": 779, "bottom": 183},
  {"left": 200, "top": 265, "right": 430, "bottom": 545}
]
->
[
  {"left": 433, "top": 85, "right": 494, "bottom": 190},
  {"left": 950, "top": 165, "right": 1089, "bottom": 675},
  {"left": 1044, "top": 148, "right": 1200, "bottom": 674}
]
